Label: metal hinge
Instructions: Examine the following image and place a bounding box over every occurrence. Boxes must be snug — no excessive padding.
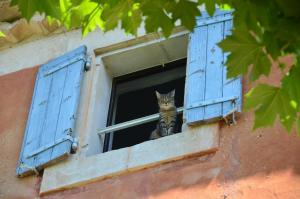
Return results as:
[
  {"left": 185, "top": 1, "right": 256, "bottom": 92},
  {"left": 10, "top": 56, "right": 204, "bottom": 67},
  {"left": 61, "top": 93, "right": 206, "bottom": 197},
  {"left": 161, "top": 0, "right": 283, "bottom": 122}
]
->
[
  {"left": 223, "top": 100, "right": 238, "bottom": 126},
  {"left": 84, "top": 55, "right": 92, "bottom": 71},
  {"left": 26, "top": 134, "right": 78, "bottom": 159}
]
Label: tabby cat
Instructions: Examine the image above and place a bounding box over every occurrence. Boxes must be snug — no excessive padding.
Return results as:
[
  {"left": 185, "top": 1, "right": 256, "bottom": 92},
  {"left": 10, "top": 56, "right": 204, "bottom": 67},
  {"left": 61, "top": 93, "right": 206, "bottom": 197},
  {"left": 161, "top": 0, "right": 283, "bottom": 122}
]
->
[{"left": 150, "top": 90, "right": 177, "bottom": 140}]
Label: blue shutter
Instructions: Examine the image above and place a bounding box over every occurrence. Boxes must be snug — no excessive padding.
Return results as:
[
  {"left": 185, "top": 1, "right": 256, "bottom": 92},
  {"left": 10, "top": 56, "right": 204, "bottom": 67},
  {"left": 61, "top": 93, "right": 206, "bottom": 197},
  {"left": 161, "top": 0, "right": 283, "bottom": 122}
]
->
[
  {"left": 185, "top": 10, "right": 242, "bottom": 124},
  {"left": 16, "top": 46, "right": 87, "bottom": 177}
]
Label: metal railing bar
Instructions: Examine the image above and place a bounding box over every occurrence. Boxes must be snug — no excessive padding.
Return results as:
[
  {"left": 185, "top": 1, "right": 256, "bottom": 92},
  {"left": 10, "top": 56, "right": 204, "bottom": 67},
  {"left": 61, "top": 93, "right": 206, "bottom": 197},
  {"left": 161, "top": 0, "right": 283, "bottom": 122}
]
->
[{"left": 97, "top": 107, "right": 184, "bottom": 135}]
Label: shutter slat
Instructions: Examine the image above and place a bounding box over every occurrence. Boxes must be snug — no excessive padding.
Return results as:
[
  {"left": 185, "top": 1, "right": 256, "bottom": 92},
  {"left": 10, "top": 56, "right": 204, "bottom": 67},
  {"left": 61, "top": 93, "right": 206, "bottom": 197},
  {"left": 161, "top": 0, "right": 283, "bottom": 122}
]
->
[
  {"left": 188, "top": 26, "right": 208, "bottom": 75},
  {"left": 222, "top": 19, "right": 242, "bottom": 115},
  {"left": 35, "top": 68, "right": 68, "bottom": 167},
  {"left": 204, "top": 22, "right": 224, "bottom": 120},
  {"left": 17, "top": 46, "right": 87, "bottom": 176},
  {"left": 18, "top": 73, "right": 52, "bottom": 175},
  {"left": 185, "top": 26, "right": 207, "bottom": 123},
  {"left": 51, "top": 59, "right": 85, "bottom": 160}
]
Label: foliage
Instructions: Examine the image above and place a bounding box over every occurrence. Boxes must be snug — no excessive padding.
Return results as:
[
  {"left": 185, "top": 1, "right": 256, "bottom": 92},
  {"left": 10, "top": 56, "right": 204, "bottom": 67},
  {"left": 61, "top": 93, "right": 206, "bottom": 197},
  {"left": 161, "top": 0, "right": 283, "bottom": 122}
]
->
[
  {"left": 218, "top": 0, "right": 300, "bottom": 135},
  {"left": 6, "top": 0, "right": 300, "bottom": 134}
]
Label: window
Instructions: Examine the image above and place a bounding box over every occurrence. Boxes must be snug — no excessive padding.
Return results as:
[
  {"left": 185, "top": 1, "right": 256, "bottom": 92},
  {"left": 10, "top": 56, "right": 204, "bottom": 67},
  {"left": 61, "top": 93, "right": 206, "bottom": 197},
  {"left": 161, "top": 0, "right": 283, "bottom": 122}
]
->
[
  {"left": 104, "top": 59, "right": 186, "bottom": 151},
  {"left": 93, "top": 10, "right": 242, "bottom": 155},
  {"left": 20, "top": 11, "right": 242, "bottom": 194},
  {"left": 39, "top": 9, "right": 243, "bottom": 194}
]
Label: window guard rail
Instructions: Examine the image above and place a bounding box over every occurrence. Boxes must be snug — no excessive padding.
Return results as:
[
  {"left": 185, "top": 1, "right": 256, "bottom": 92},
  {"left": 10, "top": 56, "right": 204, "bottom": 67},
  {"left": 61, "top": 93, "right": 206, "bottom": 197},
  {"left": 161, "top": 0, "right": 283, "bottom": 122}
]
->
[{"left": 97, "top": 107, "right": 184, "bottom": 135}]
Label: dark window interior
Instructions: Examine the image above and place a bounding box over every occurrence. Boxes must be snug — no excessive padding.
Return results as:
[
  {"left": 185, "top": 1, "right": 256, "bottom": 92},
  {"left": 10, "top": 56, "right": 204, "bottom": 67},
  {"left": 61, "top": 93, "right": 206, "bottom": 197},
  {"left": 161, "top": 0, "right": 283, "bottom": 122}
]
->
[{"left": 104, "top": 59, "right": 186, "bottom": 152}]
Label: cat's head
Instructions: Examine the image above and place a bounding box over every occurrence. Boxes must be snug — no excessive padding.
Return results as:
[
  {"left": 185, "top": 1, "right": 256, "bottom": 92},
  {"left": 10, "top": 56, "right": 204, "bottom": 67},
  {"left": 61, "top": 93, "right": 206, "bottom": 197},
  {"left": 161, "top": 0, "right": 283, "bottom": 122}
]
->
[{"left": 155, "top": 90, "right": 175, "bottom": 110}]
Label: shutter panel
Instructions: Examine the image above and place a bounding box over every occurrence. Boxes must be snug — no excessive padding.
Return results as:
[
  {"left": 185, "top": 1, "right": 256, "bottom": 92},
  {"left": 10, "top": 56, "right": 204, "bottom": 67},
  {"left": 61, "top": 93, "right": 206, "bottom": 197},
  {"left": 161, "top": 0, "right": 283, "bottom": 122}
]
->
[
  {"left": 185, "top": 10, "right": 242, "bottom": 124},
  {"left": 16, "top": 46, "right": 87, "bottom": 177}
]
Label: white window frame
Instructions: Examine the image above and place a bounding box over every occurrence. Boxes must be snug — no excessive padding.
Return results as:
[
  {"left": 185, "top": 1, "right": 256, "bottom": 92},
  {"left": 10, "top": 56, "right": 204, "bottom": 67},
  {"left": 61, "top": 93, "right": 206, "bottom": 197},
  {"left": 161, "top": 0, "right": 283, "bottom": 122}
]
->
[
  {"left": 40, "top": 30, "right": 220, "bottom": 195},
  {"left": 100, "top": 58, "right": 187, "bottom": 152}
]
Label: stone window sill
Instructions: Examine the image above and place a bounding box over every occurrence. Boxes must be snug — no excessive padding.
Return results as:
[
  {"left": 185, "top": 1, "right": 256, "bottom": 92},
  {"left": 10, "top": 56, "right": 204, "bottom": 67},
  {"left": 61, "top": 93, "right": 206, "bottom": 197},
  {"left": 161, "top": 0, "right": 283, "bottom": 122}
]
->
[{"left": 40, "top": 123, "right": 219, "bottom": 195}]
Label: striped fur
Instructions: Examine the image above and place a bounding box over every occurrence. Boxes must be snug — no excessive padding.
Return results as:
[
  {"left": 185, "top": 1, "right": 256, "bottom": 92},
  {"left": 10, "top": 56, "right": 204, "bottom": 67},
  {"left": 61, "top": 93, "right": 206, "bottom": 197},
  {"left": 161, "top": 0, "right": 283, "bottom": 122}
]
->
[{"left": 150, "top": 90, "right": 177, "bottom": 140}]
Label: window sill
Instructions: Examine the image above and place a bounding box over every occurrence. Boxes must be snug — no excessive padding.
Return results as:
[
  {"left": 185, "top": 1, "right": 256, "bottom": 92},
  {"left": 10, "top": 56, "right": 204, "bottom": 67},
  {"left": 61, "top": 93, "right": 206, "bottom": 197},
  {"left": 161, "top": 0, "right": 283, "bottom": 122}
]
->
[{"left": 40, "top": 123, "right": 219, "bottom": 195}]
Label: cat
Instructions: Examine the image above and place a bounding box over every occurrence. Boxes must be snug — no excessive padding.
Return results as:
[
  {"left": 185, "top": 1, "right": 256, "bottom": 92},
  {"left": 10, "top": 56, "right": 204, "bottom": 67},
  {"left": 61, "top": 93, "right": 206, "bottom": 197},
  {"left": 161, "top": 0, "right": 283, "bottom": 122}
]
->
[{"left": 150, "top": 90, "right": 177, "bottom": 140}]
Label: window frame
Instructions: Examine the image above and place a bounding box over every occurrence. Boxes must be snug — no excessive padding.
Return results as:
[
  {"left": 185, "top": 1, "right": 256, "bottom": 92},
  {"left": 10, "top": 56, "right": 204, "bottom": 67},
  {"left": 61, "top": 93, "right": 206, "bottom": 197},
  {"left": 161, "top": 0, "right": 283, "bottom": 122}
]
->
[{"left": 103, "top": 59, "right": 187, "bottom": 152}]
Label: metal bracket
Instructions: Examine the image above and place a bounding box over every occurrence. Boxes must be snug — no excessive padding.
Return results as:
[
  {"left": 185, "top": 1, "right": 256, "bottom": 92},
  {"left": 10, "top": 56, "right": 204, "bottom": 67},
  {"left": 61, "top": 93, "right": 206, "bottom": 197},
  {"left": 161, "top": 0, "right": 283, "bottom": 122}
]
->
[
  {"left": 71, "top": 138, "right": 79, "bottom": 152},
  {"left": 84, "top": 55, "right": 92, "bottom": 71},
  {"left": 223, "top": 100, "right": 237, "bottom": 126},
  {"left": 26, "top": 134, "right": 77, "bottom": 159}
]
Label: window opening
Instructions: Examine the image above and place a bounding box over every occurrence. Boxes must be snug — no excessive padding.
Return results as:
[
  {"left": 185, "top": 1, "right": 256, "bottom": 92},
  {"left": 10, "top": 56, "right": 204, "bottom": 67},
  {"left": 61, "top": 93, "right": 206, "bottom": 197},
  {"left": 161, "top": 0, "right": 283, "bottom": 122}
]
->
[{"left": 103, "top": 58, "right": 186, "bottom": 152}]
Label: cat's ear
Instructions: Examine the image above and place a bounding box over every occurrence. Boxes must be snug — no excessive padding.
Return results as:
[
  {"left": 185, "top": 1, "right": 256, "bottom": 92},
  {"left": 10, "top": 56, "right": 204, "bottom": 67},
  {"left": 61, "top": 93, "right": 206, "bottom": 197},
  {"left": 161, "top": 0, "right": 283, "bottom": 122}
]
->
[
  {"left": 170, "top": 89, "right": 175, "bottom": 97},
  {"left": 155, "top": 91, "right": 161, "bottom": 99}
]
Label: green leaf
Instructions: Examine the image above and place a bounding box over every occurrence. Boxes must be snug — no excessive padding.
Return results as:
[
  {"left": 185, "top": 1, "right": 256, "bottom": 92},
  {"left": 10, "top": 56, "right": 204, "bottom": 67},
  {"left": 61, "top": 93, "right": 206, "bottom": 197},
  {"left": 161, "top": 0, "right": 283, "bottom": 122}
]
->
[
  {"left": 198, "top": 0, "right": 216, "bottom": 16},
  {"left": 11, "top": 0, "right": 60, "bottom": 21},
  {"left": 59, "top": 0, "right": 72, "bottom": 28},
  {"left": 276, "top": 0, "right": 300, "bottom": 18},
  {"left": 219, "top": 4, "right": 232, "bottom": 10},
  {"left": 282, "top": 64, "right": 300, "bottom": 111},
  {"left": 250, "top": 49, "right": 272, "bottom": 81},
  {"left": 297, "top": 116, "right": 300, "bottom": 136},
  {"left": 11, "top": 0, "right": 38, "bottom": 20},
  {"left": 263, "top": 31, "right": 282, "bottom": 59},
  {"left": 141, "top": 1, "right": 174, "bottom": 37},
  {"left": 245, "top": 84, "right": 296, "bottom": 131},
  {"left": 63, "top": 0, "right": 104, "bottom": 36},
  {"left": 170, "top": 0, "right": 200, "bottom": 31},
  {"left": 37, "top": 0, "right": 61, "bottom": 19},
  {"left": 145, "top": 11, "right": 174, "bottom": 37},
  {"left": 59, "top": 0, "right": 71, "bottom": 13},
  {"left": 218, "top": 29, "right": 271, "bottom": 80},
  {"left": 121, "top": 4, "right": 142, "bottom": 35},
  {"left": 0, "top": 31, "right": 5, "bottom": 37},
  {"left": 101, "top": 0, "right": 134, "bottom": 31},
  {"left": 244, "top": 84, "right": 277, "bottom": 111}
]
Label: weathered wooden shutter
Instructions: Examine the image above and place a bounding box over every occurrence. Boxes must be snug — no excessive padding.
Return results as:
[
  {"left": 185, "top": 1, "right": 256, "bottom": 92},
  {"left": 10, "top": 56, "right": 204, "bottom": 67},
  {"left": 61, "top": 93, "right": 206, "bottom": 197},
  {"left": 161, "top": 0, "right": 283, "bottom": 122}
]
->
[
  {"left": 16, "top": 46, "right": 87, "bottom": 177},
  {"left": 185, "top": 10, "right": 242, "bottom": 124}
]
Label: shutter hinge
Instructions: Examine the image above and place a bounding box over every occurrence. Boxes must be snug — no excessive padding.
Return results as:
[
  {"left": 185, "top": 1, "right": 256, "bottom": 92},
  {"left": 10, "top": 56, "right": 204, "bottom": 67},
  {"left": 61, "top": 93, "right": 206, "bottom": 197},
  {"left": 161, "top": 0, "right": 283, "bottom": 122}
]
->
[
  {"left": 223, "top": 100, "right": 237, "bottom": 126},
  {"left": 71, "top": 137, "right": 79, "bottom": 153},
  {"left": 26, "top": 135, "right": 78, "bottom": 159},
  {"left": 84, "top": 55, "right": 92, "bottom": 71}
]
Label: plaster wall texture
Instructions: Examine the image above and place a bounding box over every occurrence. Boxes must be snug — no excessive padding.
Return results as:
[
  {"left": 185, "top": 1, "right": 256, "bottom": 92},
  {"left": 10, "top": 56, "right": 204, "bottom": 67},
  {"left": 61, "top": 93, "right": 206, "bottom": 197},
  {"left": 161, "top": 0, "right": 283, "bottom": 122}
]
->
[{"left": 0, "top": 67, "right": 40, "bottom": 199}]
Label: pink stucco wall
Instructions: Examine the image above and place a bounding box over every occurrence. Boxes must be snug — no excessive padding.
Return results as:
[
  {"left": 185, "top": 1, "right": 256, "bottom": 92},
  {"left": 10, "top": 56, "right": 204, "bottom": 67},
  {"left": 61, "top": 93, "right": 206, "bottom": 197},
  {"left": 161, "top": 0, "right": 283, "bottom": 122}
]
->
[
  {"left": 1, "top": 62, "right": 300, "bottom": 199},
  {"left": 0, "top": 67, "right": 40, "bottom": 199}
]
